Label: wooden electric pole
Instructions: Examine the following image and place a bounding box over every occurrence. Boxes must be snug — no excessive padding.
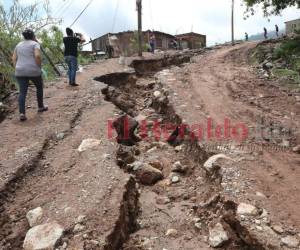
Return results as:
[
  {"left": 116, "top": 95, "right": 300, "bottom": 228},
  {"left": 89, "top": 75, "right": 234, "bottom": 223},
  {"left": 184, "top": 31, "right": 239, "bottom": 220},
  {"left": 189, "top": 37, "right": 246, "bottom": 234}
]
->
[
  {"left": 136, "top": 0, "right": 143, "bottom": 57},
  {"left": 231, "top": 0, "right": 235, "bottom": 46}
]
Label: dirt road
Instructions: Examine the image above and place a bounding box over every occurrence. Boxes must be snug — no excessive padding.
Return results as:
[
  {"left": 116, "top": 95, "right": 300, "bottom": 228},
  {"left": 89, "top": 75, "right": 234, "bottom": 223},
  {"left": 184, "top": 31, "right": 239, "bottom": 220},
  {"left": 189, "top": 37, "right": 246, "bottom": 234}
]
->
[
  {"left": 163, "top": 42, "right": 300, "bottom": 226},
  {"left": 0, "top": 43, "right": 300, "bottom": 250}
]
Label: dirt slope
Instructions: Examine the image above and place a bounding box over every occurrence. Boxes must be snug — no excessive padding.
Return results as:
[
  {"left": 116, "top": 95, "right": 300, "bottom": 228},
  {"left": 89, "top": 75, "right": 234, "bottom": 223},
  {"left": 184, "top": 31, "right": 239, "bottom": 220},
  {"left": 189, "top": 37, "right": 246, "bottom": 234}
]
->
[
  {"left": 161, "top": 42, "right": 300, "bottom": 230},
  {"left": 0, "top": 43, "right": 300, "bottom": 250}
]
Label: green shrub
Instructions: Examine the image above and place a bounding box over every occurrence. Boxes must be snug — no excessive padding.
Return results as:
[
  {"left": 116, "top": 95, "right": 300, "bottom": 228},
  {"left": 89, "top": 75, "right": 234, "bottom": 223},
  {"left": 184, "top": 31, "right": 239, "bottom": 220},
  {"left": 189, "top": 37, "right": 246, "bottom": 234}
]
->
[
  {"left": 273, "top": 37, "right": 300, "bottom": 61},
  {"left": 273, "top": 68, "right": 300, "bottom": 84}
]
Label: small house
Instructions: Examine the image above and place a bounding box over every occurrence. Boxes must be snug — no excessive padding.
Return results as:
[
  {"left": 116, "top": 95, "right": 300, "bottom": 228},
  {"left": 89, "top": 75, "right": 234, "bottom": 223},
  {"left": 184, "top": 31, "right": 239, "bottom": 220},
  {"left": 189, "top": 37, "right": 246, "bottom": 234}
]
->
[
  {"left": 175, "top": 32, "right": 206, "bottom": 49},
  {"left": 285, "top": 18, "right": 300, "bottom": 35}
]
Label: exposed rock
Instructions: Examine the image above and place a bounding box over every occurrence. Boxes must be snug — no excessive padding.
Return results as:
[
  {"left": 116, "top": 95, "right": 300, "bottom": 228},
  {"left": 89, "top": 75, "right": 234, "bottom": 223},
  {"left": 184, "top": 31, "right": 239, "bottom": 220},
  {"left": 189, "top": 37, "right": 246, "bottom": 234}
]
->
[
  {"left": 129, "top": 161, "right": 144, "bottom": 171},
  {"left": 281, "top": 140, "right": 290, "bottom": 148},
  {"left": 203, "top": 154, "right": 232, "bottom": 174},
  {"left": 272, "top": 225, "right": 284, "bottom": 234},
  {"left": 153, "top": 91, "right": 162, "bottom": 98},
  {"left": 281, "top": 236, "right": 299, "bottom": 248},
  {"left": 260, "top": 209, "right": 268, "bottom": 218},
  {"left": 135, "top": 164, "right": 163, "bottom": 185},
  {"left": 23, "top": 222, "right": 64, "bottom": 250},
  {"left": 26, "top": 207, "right": 43, "bottom": 227},
  {"left": 147, "top": 146, "right": 158, "bottom": 154},
  {"left": 237, "top": 203, "right": 258, "bottom": 216},
  {"left": 149, "top": 160, "right": 164, "bottom": 171},
  {"left": 195, "top": 222, "right": 202, "bottom": 229},
  {"left": 255, "top": 192, "right": 267, "bottom": 199},
  {"left": 78, "top": 139, "right": 101, "bottom": 152},
  {"left": 209, "top": 223, "right": 229, "bottom": 248},
  {"left": 134, "top": 114, "right": 147, "bottom": 123},
  {"left": 165, "top": 229, "right": 178, "bottom": 237},
  {"left": 174, "top": 145, "right": 183, "bottom": 152},
  {"left": 116, "top": 145, "right": 136, "bottom": 167},
  {"left": 56, "top": 133, "right": 65, "bottom": 140},
  {"left": 15, "top": 147, "right": 30, "bottom": 157},
  {"left": 74, "top": 224, "right": 85, "bottom": 233},
  {"left": 172, "top": 161, "right": 187, "bottom": 173},
  {"left": 171, "top": 175, "right": 180, "bottom": 183},
  {"left": 76, "top": 215, "right": 87, "bottom": 224},
  {"left": 156, "top": 196, "right": 170, "bottom": 205},
  {"left": 263, "top": 62, "right": 273, "bottom": 70},
  {"left": 292, "top": 145, "right": 300, "bottom": 154},
  {"left": 102, "top": 153, "right": 111, "bottom": 160},
  {"left": 113, "top": 115, "right": 140, "bottom": 146}
]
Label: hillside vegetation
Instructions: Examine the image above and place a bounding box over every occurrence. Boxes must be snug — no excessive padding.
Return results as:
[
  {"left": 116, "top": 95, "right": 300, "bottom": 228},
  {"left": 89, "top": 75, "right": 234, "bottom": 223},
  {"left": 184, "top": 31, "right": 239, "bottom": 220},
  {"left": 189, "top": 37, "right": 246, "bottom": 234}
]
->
[{"left": 251, "top": 33, "right": 300, "bottom": 85}]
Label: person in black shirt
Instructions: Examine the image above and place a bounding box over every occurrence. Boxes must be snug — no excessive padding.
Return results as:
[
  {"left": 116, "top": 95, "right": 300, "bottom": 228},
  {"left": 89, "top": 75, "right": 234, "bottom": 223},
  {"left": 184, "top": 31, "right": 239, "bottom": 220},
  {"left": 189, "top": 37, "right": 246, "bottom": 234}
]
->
[
  {"left": 63, "top": 28, "right": 85, "bottom": 86},
  {"left": 264, "top": 27, "right": 268, "bottom": 40},
  {"left": 275, "top": 24, "right": 279, "bottom": 37}
]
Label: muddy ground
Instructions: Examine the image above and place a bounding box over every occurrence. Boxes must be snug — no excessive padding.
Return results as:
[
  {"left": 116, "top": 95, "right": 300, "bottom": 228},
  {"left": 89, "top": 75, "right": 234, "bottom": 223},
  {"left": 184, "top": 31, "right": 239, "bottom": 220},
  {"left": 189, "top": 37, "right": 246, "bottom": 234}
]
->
[{"left": 0, "top": 42, "right": 300, "bottom": 250}]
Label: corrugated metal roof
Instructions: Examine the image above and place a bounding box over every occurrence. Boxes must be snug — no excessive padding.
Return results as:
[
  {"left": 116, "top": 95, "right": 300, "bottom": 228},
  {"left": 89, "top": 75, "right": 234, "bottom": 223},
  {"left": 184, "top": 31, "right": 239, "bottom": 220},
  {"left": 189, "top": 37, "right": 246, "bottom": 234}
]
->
[{"left": 285, "top": 18, "right": 300, "bottom": 23}]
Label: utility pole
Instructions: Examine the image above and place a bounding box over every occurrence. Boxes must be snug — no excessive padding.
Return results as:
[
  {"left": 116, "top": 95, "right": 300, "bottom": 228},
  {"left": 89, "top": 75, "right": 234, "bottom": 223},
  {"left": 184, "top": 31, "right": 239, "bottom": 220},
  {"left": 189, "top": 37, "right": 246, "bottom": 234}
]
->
[
  {"left": 231, "top": 0, "right": 235, "bottom": 46},
  {"left": 136, "top": 0, "right": 143, "bottom": 57}
]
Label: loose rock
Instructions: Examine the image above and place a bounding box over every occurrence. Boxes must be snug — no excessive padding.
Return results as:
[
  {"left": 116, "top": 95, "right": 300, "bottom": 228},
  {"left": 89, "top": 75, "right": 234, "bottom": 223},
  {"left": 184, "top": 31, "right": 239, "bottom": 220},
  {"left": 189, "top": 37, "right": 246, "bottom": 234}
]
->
[
  {"left": 165, "top": 229, "right": 178, "bottom": 237},
  {"left": 203, "top": 154, "right": 232, "bottom": 174},
  {"left": 281, "top": 236, "right": 299, "bottom": 248},
  {"left": 78, "top": 139, "right": 101, "bottom": 152},
  {"left": 209, "top": 223, "right": 229, "bottom": 248},
  {"left": 135, "top": 164, "right": 163, "bottom": 185},
  {"left": 171, "top": 175, "right": 180, "bottom": 183},
  {"left": 26, "top": 207, "right": 43, "bottom": 227},
  {"left": 76, "top": 215, "right": 87, "bottom": 224},
  {"left": 153, "top": 91, "right": 162, "bottom": 98},
  {"left": 56, "top": 133, "right": 65, "bottom": 140},
  {"left": 172, "top": 161, "right": 187, "bottom": 173},
  {"left": 237, "top": 203, "right": 259, "bottom": 216},
  {"left": 149, "top": 161, "right": 164, "bottom": 171},
  {"left": 174, "top": 145, "right": 183, "bottom": 152},
  {"left": 272, "top": 225, "right": 284, "bottom": 234},
  {"left": 129, "top": 161, "right": 144, "bottom": 171},
  {"left": 292, "top": 145, "right": 300, "bottom": 154},
  {"left": 74, "top": 224, "right": 85, "bottom": 233},
  {"left": 23, "top": 222, "right": 64, "bottom": 250}
]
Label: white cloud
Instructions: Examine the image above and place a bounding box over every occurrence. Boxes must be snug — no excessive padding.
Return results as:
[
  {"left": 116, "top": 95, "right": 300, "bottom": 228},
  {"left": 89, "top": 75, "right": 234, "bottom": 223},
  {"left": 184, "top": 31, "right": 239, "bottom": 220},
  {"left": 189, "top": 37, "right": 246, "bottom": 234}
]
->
[{"left": 5, "top": 0, "right": 300, "bottom": 46}]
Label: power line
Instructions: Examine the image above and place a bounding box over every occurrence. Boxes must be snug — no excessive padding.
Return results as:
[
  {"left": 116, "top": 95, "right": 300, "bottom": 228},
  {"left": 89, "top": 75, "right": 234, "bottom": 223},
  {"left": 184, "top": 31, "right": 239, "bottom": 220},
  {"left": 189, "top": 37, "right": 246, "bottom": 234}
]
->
[
  {"left": 57, "top": 0, "right": 76, "bottom": 19},
  {"left": 69, "top": 0, "right": 94, "bottom": 28},
  {"left": 149, "top": 0, "right": 154, "bottom": 30},
  {"left": 111, "top": 0, "right": 121, "bottom": 32},
  {"left": 52, "top": 0, "right": 72, "bottom": 17}
]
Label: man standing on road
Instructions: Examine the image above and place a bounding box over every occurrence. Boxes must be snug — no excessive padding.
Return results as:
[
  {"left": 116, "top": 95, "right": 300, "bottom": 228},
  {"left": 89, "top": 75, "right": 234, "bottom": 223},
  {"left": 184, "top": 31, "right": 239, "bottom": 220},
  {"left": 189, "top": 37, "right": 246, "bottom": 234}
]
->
[
  {"left": 63, "top": 28, "right": 86, "bottom": 86},
  {"left": 264, "top": 27, "right": 268, "bottom": 40},
  {"left": 245, "top": 32, "right": 249, "bottom": 41},
  {"left": 12, "top": 29, "right": 48, "bottom": 122},
  {"left": 149, "top": 33, "right": 156, "bottom": 54},
  {"left": 275, "top": 24, "right": 279, "bottom": 37}
]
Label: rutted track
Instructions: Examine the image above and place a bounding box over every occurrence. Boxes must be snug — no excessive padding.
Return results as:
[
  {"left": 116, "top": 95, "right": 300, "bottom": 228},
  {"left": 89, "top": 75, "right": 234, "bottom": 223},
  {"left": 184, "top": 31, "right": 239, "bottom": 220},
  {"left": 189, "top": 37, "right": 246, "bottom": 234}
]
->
[
  {"left": 95, "top": 52, "right": 270, "bottom": 249},
  {"left": 0, "top": 46, "right": 298, "bottom": 250}
]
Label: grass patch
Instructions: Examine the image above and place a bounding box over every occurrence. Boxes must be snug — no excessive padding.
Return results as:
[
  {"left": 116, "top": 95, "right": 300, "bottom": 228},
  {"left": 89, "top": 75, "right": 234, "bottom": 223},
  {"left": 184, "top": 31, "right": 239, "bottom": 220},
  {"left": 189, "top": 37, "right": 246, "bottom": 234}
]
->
[{"left": 273, "top": 68, "right": 300, "bottom": 84}]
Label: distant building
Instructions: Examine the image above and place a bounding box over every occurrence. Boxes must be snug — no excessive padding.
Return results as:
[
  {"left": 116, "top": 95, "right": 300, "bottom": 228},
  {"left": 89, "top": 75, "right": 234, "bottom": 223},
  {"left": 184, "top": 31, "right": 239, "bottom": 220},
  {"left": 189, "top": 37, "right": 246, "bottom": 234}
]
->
[
  {"left": 91, "top": 30, "right": 175, "bottom": 56},
  {"left": 175, "top": 32, "right": 206, "bottom": 49},
  {"left": 285, "top": 18, "right": 300, "bottom": 35},
  {"left": 91, "top": 30, "right": 206, "bottom": 56}
]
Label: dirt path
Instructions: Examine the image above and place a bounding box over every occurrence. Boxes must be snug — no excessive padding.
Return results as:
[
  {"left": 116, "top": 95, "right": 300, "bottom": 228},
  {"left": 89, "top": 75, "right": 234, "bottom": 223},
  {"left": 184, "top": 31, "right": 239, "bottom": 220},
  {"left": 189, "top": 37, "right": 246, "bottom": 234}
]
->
[
  {"left": 1, "top": 44, "right": 300, "bottom": 250},
  {"left": 161, "top": 42, "right": 300, "bottom": 236},
  {"left": 0, "top": 59, "right": 141, "bottom": 249}
]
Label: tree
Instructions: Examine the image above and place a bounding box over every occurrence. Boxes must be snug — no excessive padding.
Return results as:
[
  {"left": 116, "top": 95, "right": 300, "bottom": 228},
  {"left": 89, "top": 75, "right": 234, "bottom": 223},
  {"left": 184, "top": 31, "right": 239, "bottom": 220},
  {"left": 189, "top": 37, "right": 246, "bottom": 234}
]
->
[
  {"left": 243, "top": 0, "right": 300, "bottom": 16},
  {"left": 0, "top": 0, "right": 59, "bottom": 98}
]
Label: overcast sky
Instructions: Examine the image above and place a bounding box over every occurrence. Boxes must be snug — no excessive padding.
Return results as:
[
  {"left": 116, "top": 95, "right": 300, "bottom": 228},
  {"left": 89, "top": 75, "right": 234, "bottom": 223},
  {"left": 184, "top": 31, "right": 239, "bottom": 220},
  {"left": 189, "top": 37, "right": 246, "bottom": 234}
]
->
[{"left": 4, "top": 0, "right": 300, "bottom": 46}]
